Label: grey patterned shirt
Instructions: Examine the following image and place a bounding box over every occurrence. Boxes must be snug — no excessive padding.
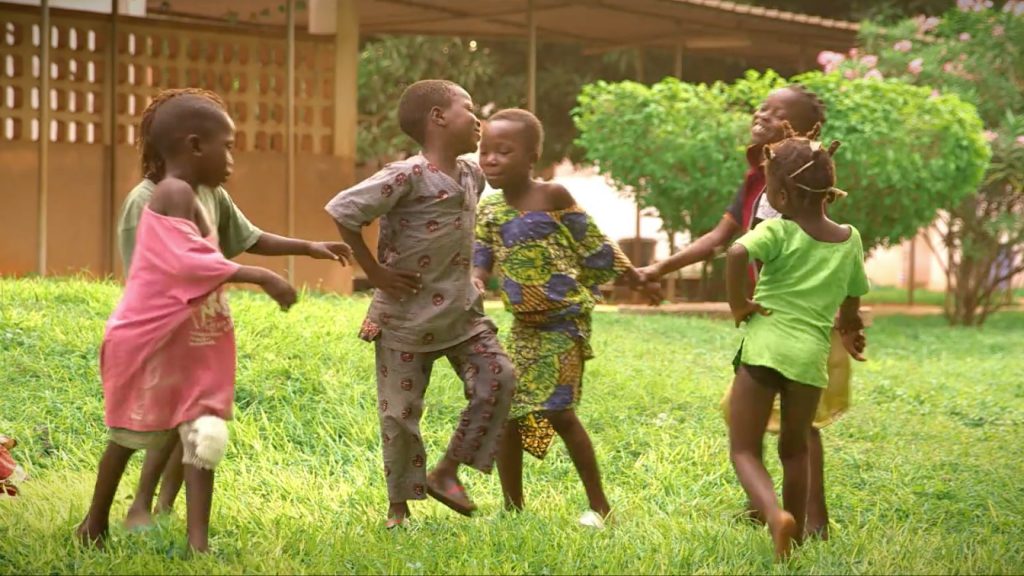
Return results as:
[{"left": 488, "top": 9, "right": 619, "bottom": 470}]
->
[{"left": 325, "top": 154, "right": 494, "bottom": 352}]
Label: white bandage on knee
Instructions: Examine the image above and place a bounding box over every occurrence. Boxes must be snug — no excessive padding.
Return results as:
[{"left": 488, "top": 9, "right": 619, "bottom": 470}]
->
[{"left": 189, "top": 415, "right": 229, "bottom": 469}]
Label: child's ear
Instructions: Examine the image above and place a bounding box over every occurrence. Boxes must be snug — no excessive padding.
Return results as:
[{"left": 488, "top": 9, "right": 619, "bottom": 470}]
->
[
  {"left": 762, "top": 144, "right": 774, "bottom": 162},
  {"left": 530, "top": 150, "right": 540, "bottom": 166},
  {"left": 187, "top": 134, "right": 202, "bottom": 155},
  {"left": 430, "top": 106, "right": 446, "bottom": 127}
]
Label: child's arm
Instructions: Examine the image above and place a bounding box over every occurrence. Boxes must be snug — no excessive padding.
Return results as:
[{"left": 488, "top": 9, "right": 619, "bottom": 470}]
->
[
  {"left": 640, "top": 215, "right": 741, "bottom": 280},
  {"left": 227, "top": 265, "right": 297, "bottom": 311},
  {"left": 836, "top": 296, "right": 866, "bottom": 361},
  {"left": 247, "top": 232, "right": 353, "bottom": 264},
  {"left": 335, "top": 223, "right": 421, "bottom": 299},
  {"left": 150, "top": 179, "right": 297, "bottom": 310},
  {"left": 726, "top": 244, "right": 770, "bottom": 327}
]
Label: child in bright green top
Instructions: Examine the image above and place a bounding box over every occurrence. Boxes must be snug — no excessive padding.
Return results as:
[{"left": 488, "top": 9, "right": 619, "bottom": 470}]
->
[{"left": 725, "top": 126, "right": 868, "bottom": 561}]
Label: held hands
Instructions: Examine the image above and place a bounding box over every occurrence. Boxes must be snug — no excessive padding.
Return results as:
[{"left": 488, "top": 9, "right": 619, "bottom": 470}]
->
[
  {"left": 730, "top": 299, "right": 771, "bottom": 327},
  {"left": 260, "top": 272, "right": 298, "bottom": 311},
  {"left": 623, "top": 268, "right": 663, "bottom": 306},
  {"left": 635, "top": 263, "right": 662, "bottom": 283},
  {"left": 368, "top": 264, "right": 422, "bottom": 301},
  {"left": 307, "top": 241, "right": 354, "bottom": 265},
  {"left": 839, "top": 329, "right": 867, "bottom": 361}
]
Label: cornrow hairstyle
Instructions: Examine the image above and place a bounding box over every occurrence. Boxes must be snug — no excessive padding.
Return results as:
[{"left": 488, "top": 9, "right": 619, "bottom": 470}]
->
[
  {"left": 487, "top": 108, "right": 545, "bottom": 158},
  {"left": 784, "top": 83, "right": 827, "bottom": 135},
  {"left": 397, "top": 79, "right": 458, "bottom": 146},
  {"left": 138, "top": 88, "right": 226, "bottom": 181},
  {"left": 763, "top": 125, "right": 846, "bottom": 203}
]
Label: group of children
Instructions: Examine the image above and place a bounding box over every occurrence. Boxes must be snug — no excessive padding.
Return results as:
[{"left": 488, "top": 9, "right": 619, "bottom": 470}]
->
[{"left": 77, "top": 77, "right": 868, "bottom": 561}]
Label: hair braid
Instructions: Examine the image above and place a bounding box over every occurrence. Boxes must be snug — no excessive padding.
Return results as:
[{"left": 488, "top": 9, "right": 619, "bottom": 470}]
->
[{"left": 138, "top": 88, "right": 226, "bottom": 180}]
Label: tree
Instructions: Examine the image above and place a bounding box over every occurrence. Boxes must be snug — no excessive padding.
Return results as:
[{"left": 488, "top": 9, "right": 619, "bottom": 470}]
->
[
  {"left": 573, "top": 79, "right": 747, "bottom": 247},
  {"left": 572, "top": 69, "right": 988, "bottom": 273},
  {"left": 824, "top": 0, "right": 1024, "bottom": 325}
]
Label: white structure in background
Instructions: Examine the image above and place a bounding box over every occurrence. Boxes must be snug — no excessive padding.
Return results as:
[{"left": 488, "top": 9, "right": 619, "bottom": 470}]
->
[
  {"left": 4, "top": 0, "right": 146, "bottom": 16},
  {"left": 503, "top": 160, "right": 976, "bottom": 292}
]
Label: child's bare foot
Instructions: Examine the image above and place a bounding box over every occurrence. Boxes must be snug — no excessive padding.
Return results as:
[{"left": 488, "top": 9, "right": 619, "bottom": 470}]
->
[
  {"left": 386, "top": 501, "right": 411, "bottom": 529},
  {"left": 768, "top": 511, "right": 798, "bottom": 561},
  {"left": 76, "top": 517, "right": 108, "bottom": 550},
  {"left": 123, "top": 504, "right": 155, "bottom": 531}
]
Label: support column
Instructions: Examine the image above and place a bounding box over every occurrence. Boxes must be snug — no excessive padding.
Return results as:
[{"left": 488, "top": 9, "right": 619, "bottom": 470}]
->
[
  {"left": 286, "top": 0, "right": 296, "bottom": 283},
  {"left": 674, "top": 40, "right": 683, "bottom": 79},
  {"left": 38, "top": 0, "right": 50, "bottom": 275},
  {"left": 103, "top": 0, "right": 118, "bottom": 275},
  {"left": 335, "top": 0, "right": 359, "bottom": 293},
  {"left": 526, "top": 0, "right": 536, "bottom": 112}
]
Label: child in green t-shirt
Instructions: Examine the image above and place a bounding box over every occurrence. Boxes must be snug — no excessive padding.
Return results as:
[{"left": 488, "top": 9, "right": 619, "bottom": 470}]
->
[{"left": 725, "top": 125, "right": 868, "bottom": 561}]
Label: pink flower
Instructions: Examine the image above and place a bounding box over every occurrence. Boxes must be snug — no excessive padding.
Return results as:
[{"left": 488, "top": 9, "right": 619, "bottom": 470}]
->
[
  {"left": 861, "top": 54, "right": 879, "bottom": 68},
  {"left": 908, "top": 58, "right": 924, "bottom": 74},
  {"left": 1004, "top": 1, "right": 1024, "bottom": 15},
  {"left": 943, "top": 61, "right": 956, "bottom": 73},
  {"left": 920, "top": 16, "right": 941, "bottom": 32},
  {"left": 864, "top": 69, "right": 884, "bottom": 80},
  {"left": 1016, "top": 136, "right": 1024, "bottom": 146},
  {"left": 993, "top": 25, "right": 1005, "bottom": 36},
  {"left": 894, "top": 40, "right": 914, "bottom": 52},
  {"left": 817, "top": 50, "right": 845, "bottom": 73},
  {"left": 983, "top": 130, "right": 998, "bottom": 142},
  {"left": 959, "top": 32, "right": 972, "bottom": 41},
  {"left": 843, "top": 68, "right": 858, "bottom": 80},
  {"left": 930, "top": 89, "right": 941, "bottom": 98},
  {"left": 849, "top": 47, "right": 860, "bottom": 59}
]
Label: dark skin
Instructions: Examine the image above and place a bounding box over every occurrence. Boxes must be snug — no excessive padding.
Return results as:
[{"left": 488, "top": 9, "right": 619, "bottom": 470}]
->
[
  {"left": 638, "top": 88, "right": 865, "bottom": 538},
  {"left": 125, "top": 147, "right": 353, "bottom": 534},
  {"left": 474, "top": 119, "right": 659, "bottom": 519},
  {"left": 335, "top": 85, "right": 488, "bottom": 525},
  {"left": 725, "top": 157, "right": 861, "bottom": 560},
  {"left": 77, "top": 110, "right": 298, "bottom": 553}
]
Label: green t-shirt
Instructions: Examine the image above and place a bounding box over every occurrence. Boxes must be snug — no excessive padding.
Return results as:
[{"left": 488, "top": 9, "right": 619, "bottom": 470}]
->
[
  {"left": 118, "top": 179, "right": 263, "bottom": 269},
  {"left": 736, "top": 218, "right": 870, "bottom": 388}
]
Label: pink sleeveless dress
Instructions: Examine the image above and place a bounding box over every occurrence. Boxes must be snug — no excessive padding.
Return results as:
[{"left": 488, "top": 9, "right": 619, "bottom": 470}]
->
[{"left": 102, "top": 207, "right": 240, "bottom": 432}]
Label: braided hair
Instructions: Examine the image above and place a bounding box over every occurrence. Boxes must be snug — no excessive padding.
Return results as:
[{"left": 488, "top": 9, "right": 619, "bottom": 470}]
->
[
  {"left": 138, "top": 88, "right": 226, "bottom": 181},
  {"left": 763, "top": 121, "right": 845, "bottom": 203}
]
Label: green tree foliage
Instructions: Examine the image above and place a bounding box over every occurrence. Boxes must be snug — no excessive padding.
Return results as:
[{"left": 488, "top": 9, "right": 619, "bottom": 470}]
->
[
  {"left": 573, "top": 70, "right": 988, "bottom": 257},
  {"left": 826, "top": 0, "right": 1024, "bottom": 324}
]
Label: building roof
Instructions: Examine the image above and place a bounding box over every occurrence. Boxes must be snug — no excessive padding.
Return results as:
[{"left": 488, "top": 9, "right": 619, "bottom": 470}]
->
[{"left": 144, "top": 0, "right": 858, "bottom": 68}]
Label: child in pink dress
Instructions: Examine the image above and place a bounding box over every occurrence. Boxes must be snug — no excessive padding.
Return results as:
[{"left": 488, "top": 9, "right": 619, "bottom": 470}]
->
[{"left": 77, "top": 92, "right": 297, "bottom": 553}]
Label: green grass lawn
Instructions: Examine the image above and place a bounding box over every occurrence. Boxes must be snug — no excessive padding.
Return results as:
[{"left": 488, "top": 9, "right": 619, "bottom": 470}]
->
[{"left": 1, "top": 278, "right": 1023, "bottom": 574}]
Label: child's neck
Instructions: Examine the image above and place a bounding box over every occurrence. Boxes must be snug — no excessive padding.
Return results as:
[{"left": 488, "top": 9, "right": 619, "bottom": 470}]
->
[
  {"left": 163, "top": 164, "right": 200, "bottom": 192},
  {"left": 421, "top": 142, "right": 463, "bottom": 180}
]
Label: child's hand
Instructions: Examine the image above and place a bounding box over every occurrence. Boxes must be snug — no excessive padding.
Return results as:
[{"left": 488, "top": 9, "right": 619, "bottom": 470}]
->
[
  {"left": 636, "top": 264, "right": 662, "bottom": 282},
  {"left": 368, "top": 265, "right": 422, "bottom": 301},
  {"left": 839, "top": 328, "right": 867, "bottom": 362},
  {"left": 260, "top": 273, "right": 298, "bottom": 311},
  {"left": 730, "top": 299, "right": 771, "bottom": 327},
  {"left": 307, "top": 241, "right": 353, "bottom": 265}
]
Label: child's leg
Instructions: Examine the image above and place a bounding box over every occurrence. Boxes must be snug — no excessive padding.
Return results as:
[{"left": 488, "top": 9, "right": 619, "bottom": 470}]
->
[
  {"left": 78, "top": 441, "right": 136, "bottom": 548},
  {"left": 376, "top": 342, "right": 436, "bottom": 522},
  {"left": 805, "top": 428, "right": 829, "bottom": 539},
  {"left": 546, "top": 409, "right": 610, "bottom": 517},
  {"left": 777, "top": 381, "right": 823, "bottom": 546},
  {"left": 182, "top": 464, "right": 214, "bottom": 553},
  {"left": 178, "top": 416, "right": 229, "bottom": 553},
  {"left": 431, "top": 330, "right": 515, "bottom": 512},
  {"left": 155, "top": 443, "right": 185, "bottom": 514},
  {"left": 728, "top": 365, "right": 796, "bottom": 559},
  {"left": 496, "top": 421, "right": 525, "bottom": 511},
  {"left": 124, "top": 436, "right": 180, "bottom": 529}
]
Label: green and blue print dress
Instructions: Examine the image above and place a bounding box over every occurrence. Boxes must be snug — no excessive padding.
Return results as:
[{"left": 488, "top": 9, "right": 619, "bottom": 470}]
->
[{"left": 474, "top": 193, "right": 631, "bottom": 458}]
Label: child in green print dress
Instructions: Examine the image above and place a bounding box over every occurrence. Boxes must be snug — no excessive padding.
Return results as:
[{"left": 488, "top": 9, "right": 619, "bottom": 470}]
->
[
  {"left": 473, "top": 109, "right": 659, "bottom": 528},
  {"left": 725, "top": 126, "right": 868, "bottom": 561}
]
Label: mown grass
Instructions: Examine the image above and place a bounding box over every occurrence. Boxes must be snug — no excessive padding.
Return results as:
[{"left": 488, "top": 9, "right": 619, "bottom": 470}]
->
[{"left": 1, "top": 277, "right": 1023, "bottom": 574}]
